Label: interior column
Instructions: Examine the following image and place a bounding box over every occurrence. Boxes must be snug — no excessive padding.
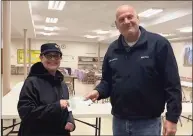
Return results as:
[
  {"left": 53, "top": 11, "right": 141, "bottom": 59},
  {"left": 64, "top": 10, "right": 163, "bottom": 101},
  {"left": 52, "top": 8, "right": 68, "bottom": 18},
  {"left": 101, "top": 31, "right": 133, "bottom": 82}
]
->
[
  {"left": 2, "top": 1, "right": 11, "bottom": 96},
  {"left": 28, "top": 38, "right": 31, "bottom": 69},
  {"left": 23, "top": 29, "right": 27, "bottom": 79},
  {"left": 97, "top": 42, "right": 101, "bottom": 71}
]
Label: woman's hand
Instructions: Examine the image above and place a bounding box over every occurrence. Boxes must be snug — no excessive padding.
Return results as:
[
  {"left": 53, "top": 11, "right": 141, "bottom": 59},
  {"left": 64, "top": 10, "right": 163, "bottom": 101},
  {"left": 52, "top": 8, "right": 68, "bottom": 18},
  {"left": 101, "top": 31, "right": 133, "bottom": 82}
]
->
[
  {"left": 60, "top": 100, "right": 69, "bottom": 109},
  {"left": 65, "top": 122, "right": 74, "bottom": 131}
]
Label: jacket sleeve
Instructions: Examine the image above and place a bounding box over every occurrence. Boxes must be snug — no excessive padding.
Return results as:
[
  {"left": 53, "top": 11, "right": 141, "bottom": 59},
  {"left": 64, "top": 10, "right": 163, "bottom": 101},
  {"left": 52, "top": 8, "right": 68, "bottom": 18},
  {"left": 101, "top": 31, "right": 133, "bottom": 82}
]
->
[
  {"left": 156, "top": 39, "right": 182, "bottom": 124},
  {"left": 17, "top": 78, "right": 64, "bottom": 122},
  {"left": 67, "top": 111, "right": 76, "bottom": 131},
  {"left": 62, "top": 83, "right": 76, "bottom": 131},
  {"left": 94, "top": 52, "right": 112, "bottom": 100}
]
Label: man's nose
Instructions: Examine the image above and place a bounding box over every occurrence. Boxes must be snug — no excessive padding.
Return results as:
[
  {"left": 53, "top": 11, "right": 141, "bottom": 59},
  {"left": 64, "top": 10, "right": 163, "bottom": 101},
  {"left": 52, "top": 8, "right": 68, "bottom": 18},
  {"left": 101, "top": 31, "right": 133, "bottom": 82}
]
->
[{"left": 124, "top": 18, "right": 130, "bottom": 24}]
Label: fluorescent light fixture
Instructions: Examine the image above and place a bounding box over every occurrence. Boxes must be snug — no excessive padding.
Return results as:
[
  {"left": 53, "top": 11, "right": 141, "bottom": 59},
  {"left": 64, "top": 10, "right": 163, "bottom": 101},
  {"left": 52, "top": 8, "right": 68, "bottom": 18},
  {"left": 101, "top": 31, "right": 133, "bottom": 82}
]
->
[
  {"left": 42, "top": 32, "right": 52, "bottom": 36},
  {"left": 44, "top": 26, "right": 58, "bottom": 31},
  {"left": 84, "top": 35, "right": 99, "bottom": 39},
  {"left": 168, "top": 36, "right": 192, "bottom": 41},
  {"left": 35, "top": 25, "right": 62, "bottom": 31},
  {"left": 37, "top": 32, "right": 58, "bottom": 36},
  {"left": 92, "top": 29, "right": 110, "bottom": 34},
  {"left": 48, "top": 1, "right": 66, "bottom": 11},
  {"left": 138, "top": 8, "right": 163, "bottom": 18},
  {"left": 177, "top": 26, "right": 192, "bottom": 33},
  {"left": 45, "top": 17, "right": 58, "bottom": 23},
  {"left": 37, "top": 32, "right": 52, "bottom": 36},
  {"left": 159, "top": 33, "right": 175, "bottom": 37}
]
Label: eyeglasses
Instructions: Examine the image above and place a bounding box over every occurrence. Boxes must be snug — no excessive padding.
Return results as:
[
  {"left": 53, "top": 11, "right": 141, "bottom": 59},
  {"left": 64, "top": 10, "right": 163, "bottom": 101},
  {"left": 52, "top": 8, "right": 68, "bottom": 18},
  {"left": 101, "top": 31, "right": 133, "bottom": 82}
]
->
[{"left": 44, "top": 53, "right": 62, "bottom": 60}]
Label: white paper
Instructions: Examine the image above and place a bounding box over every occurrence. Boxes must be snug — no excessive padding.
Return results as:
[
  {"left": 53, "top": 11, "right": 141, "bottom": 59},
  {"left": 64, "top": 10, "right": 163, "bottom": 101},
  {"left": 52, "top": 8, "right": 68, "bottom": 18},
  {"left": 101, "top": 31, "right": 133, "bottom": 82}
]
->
[
  {"left": 67, "top": 106, "right": 72, "bottom": 112},
  {"left": 67, "top": 96, "right": 93, "bottom": 111},
  {"left": 83, "top": 99, "right": 93, "bottom": 106}
]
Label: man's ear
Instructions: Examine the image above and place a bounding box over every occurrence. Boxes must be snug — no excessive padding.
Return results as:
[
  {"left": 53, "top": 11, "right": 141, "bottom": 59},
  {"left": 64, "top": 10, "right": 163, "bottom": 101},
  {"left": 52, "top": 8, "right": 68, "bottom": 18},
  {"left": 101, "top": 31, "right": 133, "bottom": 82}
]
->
[
  {"left": 137, "top": 15, "right": 140, "bottom": 24},
  {"left": 115, "top": 20, "right": 118, "bottom": 29},
  {"left": 137, "top": 15, "right": 139, "bottom": 19}
]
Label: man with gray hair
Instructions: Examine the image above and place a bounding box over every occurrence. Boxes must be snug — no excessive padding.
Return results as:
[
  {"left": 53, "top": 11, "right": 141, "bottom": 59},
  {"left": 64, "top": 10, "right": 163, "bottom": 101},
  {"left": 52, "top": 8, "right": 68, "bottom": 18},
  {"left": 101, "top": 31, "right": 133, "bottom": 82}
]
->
[{"left": 85, "top": 5, "right": 182, "bottom": 136}]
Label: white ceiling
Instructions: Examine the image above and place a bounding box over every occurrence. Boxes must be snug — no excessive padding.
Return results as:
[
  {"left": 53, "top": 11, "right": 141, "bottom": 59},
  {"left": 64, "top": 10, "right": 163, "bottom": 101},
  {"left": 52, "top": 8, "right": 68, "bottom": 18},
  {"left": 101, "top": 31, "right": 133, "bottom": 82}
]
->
[
  {"left": 11, "top": 1, "right": 192, "bottom": 43},
  {"left": 11, "top": 1, "right": 35, "bottom": 38}
]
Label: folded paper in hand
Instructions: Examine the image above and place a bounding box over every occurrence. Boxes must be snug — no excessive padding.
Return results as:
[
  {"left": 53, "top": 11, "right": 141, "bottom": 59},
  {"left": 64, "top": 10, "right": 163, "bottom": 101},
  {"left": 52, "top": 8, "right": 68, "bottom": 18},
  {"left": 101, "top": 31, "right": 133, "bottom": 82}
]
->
[
  {"left": 67, "top": 106, "right": 72, "bottom": 112},
  {"left": 67, "top": 96, "right": 93, "bottom": 111}
]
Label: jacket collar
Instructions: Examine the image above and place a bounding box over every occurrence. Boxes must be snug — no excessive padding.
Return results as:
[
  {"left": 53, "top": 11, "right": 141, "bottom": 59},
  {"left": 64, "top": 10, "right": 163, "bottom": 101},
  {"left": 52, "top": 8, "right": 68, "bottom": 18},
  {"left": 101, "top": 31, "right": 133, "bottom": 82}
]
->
[
  {"left": 28, "top": 62, "right": 64, "bottom": 84},
  {"left": 115, "top": 26, "right": 148, "bottom": 50}
]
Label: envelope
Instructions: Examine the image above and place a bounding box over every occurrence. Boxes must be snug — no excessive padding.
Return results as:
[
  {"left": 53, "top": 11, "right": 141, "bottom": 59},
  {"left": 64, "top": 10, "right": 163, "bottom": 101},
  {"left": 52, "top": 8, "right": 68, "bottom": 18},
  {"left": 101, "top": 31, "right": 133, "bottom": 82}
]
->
[{"left": 67, "top": 96, "right": 93, "bottom": 111}]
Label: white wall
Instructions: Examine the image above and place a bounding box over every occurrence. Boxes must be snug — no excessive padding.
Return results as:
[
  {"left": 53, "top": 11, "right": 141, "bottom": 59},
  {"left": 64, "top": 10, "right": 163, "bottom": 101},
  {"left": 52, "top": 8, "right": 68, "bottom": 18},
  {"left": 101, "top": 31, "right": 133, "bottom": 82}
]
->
[
  {"left": 11, "top": 38, "right": 109, "bottom": 69},
  {"left": 170, "top": 40, "right": 192, "bottom": 78},
  {"left": 100, "top": 43, "right": 108, "bottom": 57}
]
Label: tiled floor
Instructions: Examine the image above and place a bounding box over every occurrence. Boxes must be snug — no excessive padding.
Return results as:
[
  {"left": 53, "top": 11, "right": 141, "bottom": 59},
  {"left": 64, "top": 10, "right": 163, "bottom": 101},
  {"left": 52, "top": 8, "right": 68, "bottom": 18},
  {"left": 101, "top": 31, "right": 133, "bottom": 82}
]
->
[{"left": 2, "top": 75, "right": 193, "bottom": 135}]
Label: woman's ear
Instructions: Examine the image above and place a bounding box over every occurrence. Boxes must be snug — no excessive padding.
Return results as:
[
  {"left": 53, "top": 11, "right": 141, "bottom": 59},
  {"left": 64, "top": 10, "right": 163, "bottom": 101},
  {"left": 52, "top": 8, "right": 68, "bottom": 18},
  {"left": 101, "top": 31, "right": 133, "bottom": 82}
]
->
[{"left": 39, "top": 55, "right": 43, "bottom": 61}]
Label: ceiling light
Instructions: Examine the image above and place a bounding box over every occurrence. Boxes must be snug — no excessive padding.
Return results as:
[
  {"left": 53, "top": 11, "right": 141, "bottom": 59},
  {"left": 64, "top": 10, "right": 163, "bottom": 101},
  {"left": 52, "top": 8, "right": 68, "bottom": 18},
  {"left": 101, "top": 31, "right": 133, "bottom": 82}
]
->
[
  {"left": 84, "top": 35, "right": 99, "bottom": 39},
  {"left": 37, "top": 32, "right": 58, "bottom": 36},
  {"left": 39, "top": 32, "right": 52, "bottom": 36},
  {"left": 44, "top": 26, "right": 57, "bottom": 31},
  {"left": 177, "top": 26, "right": 192, "bottom": 33},
  {"left": 168, "top": 36, "right": 192, "bottom": 41},
  {"left": 35, "top": 25, "right": 61, "bottom": 31},
  {"left": 159, "top": 33, "right": 175, "bottom": 37},
  {"left": 138, "top": 8, "right": 163, "bottom": 18},
  {"left": 92, "top": 29, "right": 110, "bottom": 34},
  {"left": 48, "top": 1, "right": 66, "bottom": 11},
  {"left": 43, "top": 32, "right": 52, "bottom": 36},
  {"left": 45, "top": 17, "right": 58, "bottom": 23}
]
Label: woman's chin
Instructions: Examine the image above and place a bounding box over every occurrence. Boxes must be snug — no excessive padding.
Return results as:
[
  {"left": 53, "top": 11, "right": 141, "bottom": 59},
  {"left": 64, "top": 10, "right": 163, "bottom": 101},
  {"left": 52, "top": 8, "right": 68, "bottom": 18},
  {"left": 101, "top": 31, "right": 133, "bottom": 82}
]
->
[{"left": 47, "top": 66, "right": 58, "bottom": 71}]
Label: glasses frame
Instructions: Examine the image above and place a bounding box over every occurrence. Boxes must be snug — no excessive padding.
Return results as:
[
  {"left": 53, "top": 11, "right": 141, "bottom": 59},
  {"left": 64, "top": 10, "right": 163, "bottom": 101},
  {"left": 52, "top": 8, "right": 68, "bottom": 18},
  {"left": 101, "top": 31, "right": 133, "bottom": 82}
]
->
[{"left": 42, "top": 52, "right": 62, "bottom": 60}]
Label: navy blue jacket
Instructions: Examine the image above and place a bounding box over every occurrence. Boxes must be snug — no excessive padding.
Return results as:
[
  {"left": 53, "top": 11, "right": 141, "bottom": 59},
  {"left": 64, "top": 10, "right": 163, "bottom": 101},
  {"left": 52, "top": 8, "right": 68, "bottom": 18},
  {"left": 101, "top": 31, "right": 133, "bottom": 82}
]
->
[
  {"left": 17, "top": 62, "right": 75, "bottom": 136},
  {"left": 95, "top": 26, "right": 182, "bottom": 123}
]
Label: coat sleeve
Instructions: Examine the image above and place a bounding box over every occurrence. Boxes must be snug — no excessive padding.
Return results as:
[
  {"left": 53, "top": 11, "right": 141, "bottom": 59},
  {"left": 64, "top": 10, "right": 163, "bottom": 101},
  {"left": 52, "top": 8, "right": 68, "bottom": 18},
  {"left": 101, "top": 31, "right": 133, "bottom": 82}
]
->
[
  {"left": 94, "top": 52, "right": 112, "bottom": 100},
  {"left": 17, "top": 78, "right": 64, "bottom": 123},
  {"left": 67, "top": 111, "right": 76, "bottom": 131},
  {"left": 62, "top": 83, "right": 76, "bottom": 131},
  {"left": 156, "top": 39, "right": 182, "bottom": 124}
]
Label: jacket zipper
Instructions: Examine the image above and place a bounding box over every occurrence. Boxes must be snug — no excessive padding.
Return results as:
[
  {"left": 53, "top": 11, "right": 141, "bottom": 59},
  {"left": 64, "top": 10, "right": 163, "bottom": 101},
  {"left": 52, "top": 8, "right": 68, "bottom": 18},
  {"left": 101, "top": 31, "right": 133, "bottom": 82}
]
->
[
  {"left": 56, "top": 85, "right": 64, "bottom": 99},
  {"left": 60, "top": 87, "right": 64, "bottom": 99},
  {"left": 125, "top": 46, "right": 134, "bottom": 60}
]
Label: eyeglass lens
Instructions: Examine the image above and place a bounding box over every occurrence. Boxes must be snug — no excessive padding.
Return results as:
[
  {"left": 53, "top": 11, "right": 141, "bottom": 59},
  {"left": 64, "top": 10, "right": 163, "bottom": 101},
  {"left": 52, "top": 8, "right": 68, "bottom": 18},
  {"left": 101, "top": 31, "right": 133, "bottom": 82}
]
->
[{"left": 44, "top": 53, "right": 61, "bottom": 60}]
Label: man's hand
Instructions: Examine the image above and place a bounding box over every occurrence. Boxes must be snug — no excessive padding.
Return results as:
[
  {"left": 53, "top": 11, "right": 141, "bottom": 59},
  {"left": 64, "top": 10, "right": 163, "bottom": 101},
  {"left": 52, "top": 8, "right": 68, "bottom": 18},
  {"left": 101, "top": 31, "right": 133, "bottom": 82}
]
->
[
  {"left": 84, "top": 90, "right": 99, "bottom": 102},
  {"left": 65, "top": 122, "right": 74, "bottom": 131},
  {"left": 60, "top": 100, "right": 69, "bottom": 109},
  {"left": 163, "top": 120, "right": 177, "bottom": 136}
]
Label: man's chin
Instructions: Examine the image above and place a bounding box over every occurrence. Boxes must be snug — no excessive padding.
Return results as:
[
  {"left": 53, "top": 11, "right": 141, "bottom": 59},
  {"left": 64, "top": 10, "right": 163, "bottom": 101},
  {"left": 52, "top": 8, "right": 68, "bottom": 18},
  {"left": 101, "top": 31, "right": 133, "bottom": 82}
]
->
[
  {"left": 128, "top": 29, "right": 137, "bottom": 35},
  {"left": 127, "top": 29, "right": 134, "bottom": 33}
]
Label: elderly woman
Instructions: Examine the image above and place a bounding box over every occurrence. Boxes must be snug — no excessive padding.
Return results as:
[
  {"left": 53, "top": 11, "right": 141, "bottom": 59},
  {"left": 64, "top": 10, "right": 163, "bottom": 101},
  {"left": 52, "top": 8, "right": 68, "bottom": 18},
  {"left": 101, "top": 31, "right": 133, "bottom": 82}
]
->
[{"left": 17, "top": 43, "right": 76, "bottom": 136}]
